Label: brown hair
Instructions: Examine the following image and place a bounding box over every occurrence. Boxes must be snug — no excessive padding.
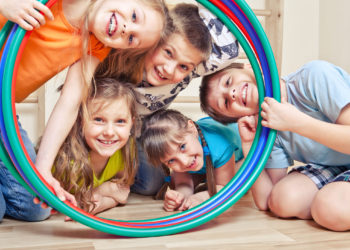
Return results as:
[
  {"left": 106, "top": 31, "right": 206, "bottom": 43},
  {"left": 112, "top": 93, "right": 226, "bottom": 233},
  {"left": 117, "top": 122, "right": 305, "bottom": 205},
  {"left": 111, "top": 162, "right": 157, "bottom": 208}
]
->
[
  {"left": 53, "top": 78, "right": 138, "bottom": 212},
  {"left": 140, "top": 109, "right": 216, "bottom": 199},
  {"left": 199, "top": 63, "right": 245, "bottom": 124},
  {"left": 169, "top": 3, "right": 212, "bottom": 61}
]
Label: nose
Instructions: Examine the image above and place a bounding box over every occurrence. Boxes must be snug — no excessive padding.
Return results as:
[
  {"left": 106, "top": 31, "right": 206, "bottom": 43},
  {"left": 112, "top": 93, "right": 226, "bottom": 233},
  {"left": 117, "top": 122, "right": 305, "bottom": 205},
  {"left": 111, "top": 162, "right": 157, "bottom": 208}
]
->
[
  {"left": 178, "top": 154, "right": 189, "bottom": 169},
  {"left": 103, "top": 123, "right": 114, "bottom": 137},
  {"left": 164, "top": 61, "right": 176, "bottom": 77},
  {"left": 230, "top": 87, "right": 236, "bottom": 101}
]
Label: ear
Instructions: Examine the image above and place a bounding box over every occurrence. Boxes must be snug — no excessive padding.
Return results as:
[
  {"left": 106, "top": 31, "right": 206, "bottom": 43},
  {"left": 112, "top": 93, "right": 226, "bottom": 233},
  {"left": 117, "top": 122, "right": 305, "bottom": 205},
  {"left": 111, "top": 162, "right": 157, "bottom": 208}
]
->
[{"left": 187, "top": 120, "right": 198, "bottom": 135}]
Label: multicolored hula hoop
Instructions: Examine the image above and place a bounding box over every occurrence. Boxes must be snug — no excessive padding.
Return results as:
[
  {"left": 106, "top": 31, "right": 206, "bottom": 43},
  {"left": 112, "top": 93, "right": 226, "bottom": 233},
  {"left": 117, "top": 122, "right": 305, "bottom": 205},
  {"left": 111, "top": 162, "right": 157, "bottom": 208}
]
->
[{"left": 0, "top": 0, "right": 280, "bottom": 237}]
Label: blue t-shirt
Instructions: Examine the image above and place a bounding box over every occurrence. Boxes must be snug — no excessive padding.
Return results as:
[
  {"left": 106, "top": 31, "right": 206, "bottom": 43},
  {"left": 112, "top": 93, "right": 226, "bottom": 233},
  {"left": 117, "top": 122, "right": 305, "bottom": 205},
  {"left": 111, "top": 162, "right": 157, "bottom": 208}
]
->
[
  {"left": 190, "top": 117, "right": 243, "bottom": 174},
  {"left": 266, "top": 60, "right": 350, "bottom": 169}
]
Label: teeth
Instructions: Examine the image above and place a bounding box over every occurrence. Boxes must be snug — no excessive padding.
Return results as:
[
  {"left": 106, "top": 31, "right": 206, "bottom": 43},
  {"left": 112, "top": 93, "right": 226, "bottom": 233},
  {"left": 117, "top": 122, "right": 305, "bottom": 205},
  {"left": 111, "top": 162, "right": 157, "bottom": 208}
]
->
[
  {"left": 99, "top": 140, "right": 116, "bottom": 145},
  {"left": 242, "top": 85, "right": 247, "bottom": 105},
  {"left": 109, "top": 14, "right": 116, "bottom": 36},
  {"left": 156, "top": 68, "right": 166, "bottom": 79}
]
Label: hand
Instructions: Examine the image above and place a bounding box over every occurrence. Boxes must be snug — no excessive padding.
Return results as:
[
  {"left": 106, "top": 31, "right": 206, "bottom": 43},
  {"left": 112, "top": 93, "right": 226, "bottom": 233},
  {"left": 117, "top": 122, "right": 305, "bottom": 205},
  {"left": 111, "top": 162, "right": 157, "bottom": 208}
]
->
[
  {"left": 34, "top": 169, "right": 78, "bottom": 207},
  {"left": 0, "top": 0, "right": 54, "bottom": 30},
  {"left": 163, "top": 190, "right": 185, "bottom": 212},
  {"left": 178, "top": 195, "right": 203, "bottom": 211},
  {"left": 261, "top": 97, "right": 305, "bottom": 132},
  {"left": 238, "top": 114, "right": 258, "bottom": 144}
]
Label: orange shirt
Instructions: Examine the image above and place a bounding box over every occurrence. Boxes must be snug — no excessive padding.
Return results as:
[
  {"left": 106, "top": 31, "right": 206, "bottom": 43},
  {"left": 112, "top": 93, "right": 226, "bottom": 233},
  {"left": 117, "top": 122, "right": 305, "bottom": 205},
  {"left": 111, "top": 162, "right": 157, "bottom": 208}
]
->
[{"left": 0, "top": 0, "right": 111, "bottom": 102}]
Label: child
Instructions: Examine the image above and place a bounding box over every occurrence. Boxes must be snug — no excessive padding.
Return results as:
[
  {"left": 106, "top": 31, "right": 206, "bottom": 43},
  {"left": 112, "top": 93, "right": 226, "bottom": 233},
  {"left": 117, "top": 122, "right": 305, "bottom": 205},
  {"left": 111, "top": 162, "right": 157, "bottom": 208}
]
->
[
  {"left": 96, "top": 2, "right": 241, "bottom": 197},
  {"left": 52, "top": 77, "right": 137, "bottom": 215},
  {"left": 0, "top": 0, "right": 169, "bottom": 221},
  {"left": 140, "top": 109, "right": 243, "bottom": 211},
  {"left": 200, "top": 60, "right": 350, "bottom": 231}
]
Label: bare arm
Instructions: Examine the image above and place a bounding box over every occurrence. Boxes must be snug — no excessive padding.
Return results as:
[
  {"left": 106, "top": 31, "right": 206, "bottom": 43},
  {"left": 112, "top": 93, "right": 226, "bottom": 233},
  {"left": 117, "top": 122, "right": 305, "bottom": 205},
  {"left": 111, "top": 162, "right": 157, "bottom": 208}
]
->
[
  {"left": 0, "top": 0, "right": 53, "bottom": 30},
  {"left": 89, "top": 181, "right": 130, "bottom": 215},
  {"left": 261, "top": 98, "right": 350, "bottom": 155},
  {"left": 35, "top": 57, "right": 100, "bottom": 203}
]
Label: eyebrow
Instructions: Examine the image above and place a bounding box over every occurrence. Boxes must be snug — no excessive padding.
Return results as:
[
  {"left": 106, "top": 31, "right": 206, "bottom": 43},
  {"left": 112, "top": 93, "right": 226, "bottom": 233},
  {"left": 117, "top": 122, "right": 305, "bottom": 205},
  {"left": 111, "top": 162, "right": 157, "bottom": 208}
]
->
[{"left": 168, "top": 44, "right": 196, "bottom": 68}]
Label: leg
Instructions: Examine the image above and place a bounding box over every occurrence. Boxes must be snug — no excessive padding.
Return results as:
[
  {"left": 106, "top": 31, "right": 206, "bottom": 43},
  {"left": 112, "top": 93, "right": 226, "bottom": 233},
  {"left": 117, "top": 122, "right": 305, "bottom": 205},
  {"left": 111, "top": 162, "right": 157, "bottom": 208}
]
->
[
  {"left": 0, "top": 117, "right": 51, "bottom": 221},
  {"left": 0, "top": 189, "right": 5, "bottom": 221},
  {"left": 311, "top": 170, "right": 350, "bottom": 231},
  {"left": 130, "top": 141, "right": 166, "bottom": 196},
  {"left": 269, "top": 171, "right": 318, "bottom": 219}
]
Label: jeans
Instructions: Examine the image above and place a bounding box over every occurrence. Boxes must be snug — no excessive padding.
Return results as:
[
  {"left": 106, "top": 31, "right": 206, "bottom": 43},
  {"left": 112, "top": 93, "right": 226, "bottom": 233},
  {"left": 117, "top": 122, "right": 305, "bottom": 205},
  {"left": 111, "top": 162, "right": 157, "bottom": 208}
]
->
[
  {"left": 130, "top": 140, "right": 166, "bottom": 196},
  {"left": 0, "top": 116, "right": 51, "bottom": 222}
]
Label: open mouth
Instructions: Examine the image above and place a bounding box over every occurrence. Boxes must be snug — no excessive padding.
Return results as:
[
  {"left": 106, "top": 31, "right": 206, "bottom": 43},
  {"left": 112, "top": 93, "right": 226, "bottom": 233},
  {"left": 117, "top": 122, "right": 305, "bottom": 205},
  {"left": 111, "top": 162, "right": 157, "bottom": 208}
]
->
[
  {"left": 98, "top": 139, "right": 118, "bottom": 145},
  {"left": 242, "top": 83, "right": 248, "bottom": 106},
  {"left": 108, "top": 13, "right": 117, "bottom": 37},
  {"left": 187, "top": 156, "right": 197, "bottom": 169},
  {"left": 155, "top": 67, "right": 167, "bottom": 80}
]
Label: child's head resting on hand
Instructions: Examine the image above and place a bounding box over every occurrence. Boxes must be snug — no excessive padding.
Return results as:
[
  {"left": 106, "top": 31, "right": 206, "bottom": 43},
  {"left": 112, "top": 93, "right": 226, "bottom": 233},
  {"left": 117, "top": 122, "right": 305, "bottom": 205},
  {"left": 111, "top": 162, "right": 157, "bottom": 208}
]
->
[{"left": 200, "top": 62, "right": 260, "bottom": 124}]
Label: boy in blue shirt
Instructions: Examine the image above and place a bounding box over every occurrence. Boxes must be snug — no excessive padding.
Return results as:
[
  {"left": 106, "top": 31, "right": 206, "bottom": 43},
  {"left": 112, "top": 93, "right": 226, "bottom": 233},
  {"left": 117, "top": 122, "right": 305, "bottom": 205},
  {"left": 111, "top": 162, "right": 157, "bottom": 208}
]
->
[{"left": 200, "top": 60, "right": 350, "bottom": 231}]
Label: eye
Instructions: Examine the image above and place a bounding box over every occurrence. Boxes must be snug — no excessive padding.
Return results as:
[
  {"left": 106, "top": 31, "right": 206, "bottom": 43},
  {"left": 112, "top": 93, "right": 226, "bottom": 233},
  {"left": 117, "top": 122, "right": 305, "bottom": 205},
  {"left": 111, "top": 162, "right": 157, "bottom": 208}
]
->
[
  {"left": 165, "top": 49, "right": 172, "bottom": 57},
  {"left": 167, "top": 159, "right": 174, "bottom": 165},
  {"left": 180, "top": 64, "right": 189, "bottom": 71},
  {"left": 132, "top": 11, "right": 137, "bottom": 22},
  {"left": 116, "top": 119, "right": 126, "bottom": 124},
  {"left": 180, "top": 143, "right": 186, "bottom": 151},
  {"left": 94, "top": 117, "right": 103, "bottom": 123},
  {"left": 128, "top": 34, "right": 134, "bottom": 45},
  {"left": 226, "top": 77, "right": 230, "bottom": 86}
]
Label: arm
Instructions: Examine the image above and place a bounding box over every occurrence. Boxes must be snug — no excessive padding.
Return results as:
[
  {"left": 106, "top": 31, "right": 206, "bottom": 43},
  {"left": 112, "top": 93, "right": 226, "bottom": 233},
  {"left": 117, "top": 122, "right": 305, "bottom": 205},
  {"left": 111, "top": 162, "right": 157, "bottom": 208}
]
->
[
  {"left": 35, "top": 58, "right": 100, "bottom": 203},
  {"left": 0, "top": 0, "right": 53, "bottom": 30},
  {"left": 261, "top": 98, "right": 350, "bottom": 155},
  {"left": 238, "top": 115, "right": 287, "bottom": 210},
  {"left": 89, "top": 181, "right": 130, "bottom": 215}
]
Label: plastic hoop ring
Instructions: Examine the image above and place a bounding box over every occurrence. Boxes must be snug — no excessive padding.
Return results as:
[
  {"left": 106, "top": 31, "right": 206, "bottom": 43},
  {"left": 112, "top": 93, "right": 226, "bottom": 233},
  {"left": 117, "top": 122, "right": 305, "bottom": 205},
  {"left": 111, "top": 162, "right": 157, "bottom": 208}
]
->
[{"left": 0, "top": 0, "right": 280, "bottom": 237}]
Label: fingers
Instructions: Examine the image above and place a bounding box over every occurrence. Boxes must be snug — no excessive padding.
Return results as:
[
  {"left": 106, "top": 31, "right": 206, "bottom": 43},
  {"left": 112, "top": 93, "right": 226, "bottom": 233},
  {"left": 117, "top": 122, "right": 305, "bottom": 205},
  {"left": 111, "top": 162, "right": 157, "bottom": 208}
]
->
[
  {"left": 163, "top": 190, "right": 183, "bottom": 211},
  {"left": 33, "top": 1, "right": 54, "bottom": 20}
]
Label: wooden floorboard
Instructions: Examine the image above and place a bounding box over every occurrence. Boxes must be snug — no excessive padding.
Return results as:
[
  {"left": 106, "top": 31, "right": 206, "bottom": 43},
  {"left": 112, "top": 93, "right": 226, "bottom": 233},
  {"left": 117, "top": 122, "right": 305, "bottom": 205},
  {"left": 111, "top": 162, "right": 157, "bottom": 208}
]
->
[{"left": 0, "top": 192, "right": 349, "bottom": 249}]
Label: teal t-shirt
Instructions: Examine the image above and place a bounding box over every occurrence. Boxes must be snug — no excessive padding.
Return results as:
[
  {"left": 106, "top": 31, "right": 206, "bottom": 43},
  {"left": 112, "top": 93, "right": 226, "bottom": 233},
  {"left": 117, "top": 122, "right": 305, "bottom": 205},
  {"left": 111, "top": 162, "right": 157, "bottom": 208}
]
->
[{"left": 190, "top": 117, "right": 243, "bottom": 175}]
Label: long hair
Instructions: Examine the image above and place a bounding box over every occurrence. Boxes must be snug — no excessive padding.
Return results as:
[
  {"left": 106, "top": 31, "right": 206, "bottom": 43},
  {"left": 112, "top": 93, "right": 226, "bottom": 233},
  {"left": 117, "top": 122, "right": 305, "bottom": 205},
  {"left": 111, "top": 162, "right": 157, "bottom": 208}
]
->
[
  {"left": 53, "top": 78, "right": 138, "bottom": 212},
  {"left": 140, "top": 109, "right": 216, "bottom": 199},
  {"left": 94, "top": 0, "right": 173, "bottom": 84}
]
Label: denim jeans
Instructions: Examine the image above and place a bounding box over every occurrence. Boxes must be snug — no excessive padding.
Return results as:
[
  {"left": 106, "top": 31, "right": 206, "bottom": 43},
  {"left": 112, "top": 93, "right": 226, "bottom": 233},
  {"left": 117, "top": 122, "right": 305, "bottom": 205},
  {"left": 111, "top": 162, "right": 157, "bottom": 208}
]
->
[
  {"left": 130, "top": 140, "right": 166, "bottom": 196},
  {"left": 0, "top": 116, "right": 51, "bottom": 222}
]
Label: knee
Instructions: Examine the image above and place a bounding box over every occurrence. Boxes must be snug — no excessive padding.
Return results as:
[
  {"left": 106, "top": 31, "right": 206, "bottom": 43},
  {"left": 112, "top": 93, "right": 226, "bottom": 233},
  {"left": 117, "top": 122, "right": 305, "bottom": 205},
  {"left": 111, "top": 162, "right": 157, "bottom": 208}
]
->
[
  {"left": 312, "top": 188, "right": 350, "bottom": 231},
  {"left": 268, "top": 183, "right": 301, "bottom": 218}
]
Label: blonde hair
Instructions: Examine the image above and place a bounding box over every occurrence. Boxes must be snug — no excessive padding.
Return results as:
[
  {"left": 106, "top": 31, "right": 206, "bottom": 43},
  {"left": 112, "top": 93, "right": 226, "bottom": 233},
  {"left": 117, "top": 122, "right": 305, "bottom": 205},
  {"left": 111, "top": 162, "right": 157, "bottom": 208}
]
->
[
  {"left": 140, "top": 109, "right": 217, "bottom": 199},
  {"left": 94, "top": 0, "right": 172, "bottom": 84},
  {"left": 200, "top": 63, "right": 245, "bottom": 124},
  {"left": 53, "top": 78, "right": 138, "bottom": 212}
]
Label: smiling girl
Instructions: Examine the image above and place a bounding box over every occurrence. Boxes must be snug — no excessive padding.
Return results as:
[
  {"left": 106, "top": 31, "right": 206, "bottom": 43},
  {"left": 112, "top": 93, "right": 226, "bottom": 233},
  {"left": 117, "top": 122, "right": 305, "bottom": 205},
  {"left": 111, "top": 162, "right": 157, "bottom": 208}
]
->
[
  {"left": 140, "top": 109, "right": 243, "bottom": 211},
  {"left": 51, "top": 78, "right": 137, "bottom": 214},
  {"left": 0, "top": 0, "right": 168, "bottom": 222}
]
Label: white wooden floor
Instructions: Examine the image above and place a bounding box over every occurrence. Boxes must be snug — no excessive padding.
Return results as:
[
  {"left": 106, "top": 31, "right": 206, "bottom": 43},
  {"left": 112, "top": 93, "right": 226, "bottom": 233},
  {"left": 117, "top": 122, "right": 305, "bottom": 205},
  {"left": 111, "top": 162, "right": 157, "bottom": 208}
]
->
[{"left": 0, "top": 191, "right": 349, "bottom": 249}]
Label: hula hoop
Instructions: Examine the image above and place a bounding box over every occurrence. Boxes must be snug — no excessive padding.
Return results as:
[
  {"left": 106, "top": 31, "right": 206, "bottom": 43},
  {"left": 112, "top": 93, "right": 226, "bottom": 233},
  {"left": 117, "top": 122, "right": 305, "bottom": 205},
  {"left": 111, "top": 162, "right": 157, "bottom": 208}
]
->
[{"left": 0, "top": 0, "right": 280, "bottom": 237}]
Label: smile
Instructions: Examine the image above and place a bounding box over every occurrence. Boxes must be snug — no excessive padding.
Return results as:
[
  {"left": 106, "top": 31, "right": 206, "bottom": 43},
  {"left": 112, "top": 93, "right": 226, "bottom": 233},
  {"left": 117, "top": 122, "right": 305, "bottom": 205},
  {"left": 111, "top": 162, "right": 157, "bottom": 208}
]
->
[
  {"left": 155, "top": 67, "right": 167, "bottom": 80},
  {"left": 187, "top": 156, "right": 197, "bottom": 169},
  {"left": 98, "top": 139, "right": 118, "bottom": 145},
  {"left": 242, "top": 83, "right": 248, "bottom": 106},
  {"left": 108, "top": 13, "right": 117, "bottom": 37}
]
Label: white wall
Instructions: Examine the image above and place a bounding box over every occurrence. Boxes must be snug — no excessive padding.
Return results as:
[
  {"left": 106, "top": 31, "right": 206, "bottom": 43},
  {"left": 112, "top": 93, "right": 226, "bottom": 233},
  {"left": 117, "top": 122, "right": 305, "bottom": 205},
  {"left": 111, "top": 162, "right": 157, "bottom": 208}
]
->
[{"left": 16, "top": 0, "right": 350, "bottom": 143}]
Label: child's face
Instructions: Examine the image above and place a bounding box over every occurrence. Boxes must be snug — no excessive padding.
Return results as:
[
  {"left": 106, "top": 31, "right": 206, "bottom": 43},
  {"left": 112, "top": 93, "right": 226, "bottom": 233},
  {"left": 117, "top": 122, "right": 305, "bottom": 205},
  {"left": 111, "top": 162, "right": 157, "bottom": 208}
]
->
[
  {"left": 84, "top": 98, "right": 133, "bottom": 160},
  {"left": 160, "top": 121, "right": 204, "bottom": 173},
  {"left": 207, "top": 66, "right": 260, "bottom": 118},
  {"left": 89, "top": 0, "right": 163, "bottom": 49},
  {"left": 144, "top": 33, "right": 203, "bottom": 86}
]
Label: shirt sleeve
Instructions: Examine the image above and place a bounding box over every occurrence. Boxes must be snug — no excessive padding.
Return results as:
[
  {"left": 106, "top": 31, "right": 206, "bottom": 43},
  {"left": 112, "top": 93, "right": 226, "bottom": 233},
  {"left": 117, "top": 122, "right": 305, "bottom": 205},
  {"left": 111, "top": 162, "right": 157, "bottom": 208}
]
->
[
  {"left": 265, "top": 138, "right": 294, "bottom": 169},
  {"left": 88, "top": 35, "right": 111, "bottom": 62}
]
